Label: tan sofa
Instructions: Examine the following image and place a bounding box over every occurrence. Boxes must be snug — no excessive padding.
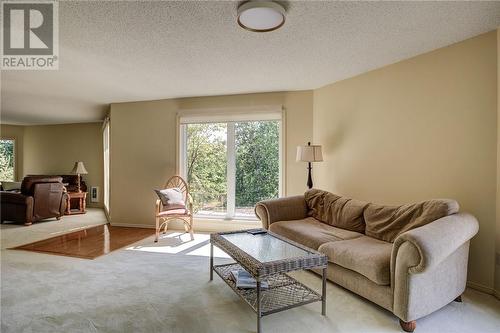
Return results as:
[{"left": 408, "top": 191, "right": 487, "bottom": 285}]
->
[{"left": 255, "top": 189, "right": 478, "bottom": 332}]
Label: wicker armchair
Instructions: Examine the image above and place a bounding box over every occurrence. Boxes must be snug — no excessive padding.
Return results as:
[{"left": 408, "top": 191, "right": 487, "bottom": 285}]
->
[{"left": 155, "top": 176, "right": 194, "bottom": 242}]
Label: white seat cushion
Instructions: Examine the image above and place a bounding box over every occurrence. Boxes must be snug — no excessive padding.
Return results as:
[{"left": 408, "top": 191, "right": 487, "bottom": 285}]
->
[{"left": 318, "top": 236, "right": 392, "bottom": 285}]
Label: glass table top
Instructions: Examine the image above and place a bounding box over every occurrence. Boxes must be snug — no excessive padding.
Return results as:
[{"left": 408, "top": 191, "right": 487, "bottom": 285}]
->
[{"left": 221, "top": 232, "right": 313, "bottom": 263}]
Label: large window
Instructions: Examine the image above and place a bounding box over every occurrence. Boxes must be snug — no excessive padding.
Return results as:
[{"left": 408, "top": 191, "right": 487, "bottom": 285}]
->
[
  {"left": 0, "top": 139, "right": 15, "bottom": 181},
  {"left": 179, "top": 111, "right": 282, "bottom": 220}
]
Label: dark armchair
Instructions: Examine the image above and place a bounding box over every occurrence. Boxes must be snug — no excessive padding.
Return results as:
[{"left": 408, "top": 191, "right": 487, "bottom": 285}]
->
[{"left": 1, "top": 176, "right": 68, "bottom": 225}]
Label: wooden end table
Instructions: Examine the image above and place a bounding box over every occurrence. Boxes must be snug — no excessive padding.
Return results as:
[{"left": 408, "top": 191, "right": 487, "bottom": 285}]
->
[{"left": 66, "top": 191, "right": 87, "bottom": 215}]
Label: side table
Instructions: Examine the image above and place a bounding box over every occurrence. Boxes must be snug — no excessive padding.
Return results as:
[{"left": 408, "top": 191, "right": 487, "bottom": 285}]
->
[{"left": 66, "top": 191, "right": 87, "bottom": 215}]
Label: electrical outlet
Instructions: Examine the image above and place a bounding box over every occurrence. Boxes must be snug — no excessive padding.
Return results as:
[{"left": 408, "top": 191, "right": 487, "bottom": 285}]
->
[{"left": 90, "top": 186, "right": 99, "bottom": 203}]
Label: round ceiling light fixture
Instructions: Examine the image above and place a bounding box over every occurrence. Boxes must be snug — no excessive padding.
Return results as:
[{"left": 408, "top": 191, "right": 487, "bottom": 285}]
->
[{"left": 237, "top": 1, "right": 286, "bottom": 32}]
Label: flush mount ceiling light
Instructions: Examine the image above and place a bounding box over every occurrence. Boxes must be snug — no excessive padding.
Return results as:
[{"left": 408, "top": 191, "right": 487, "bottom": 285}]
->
[{"left": 237, "top": 1, "right": 286, "bottom": 32}]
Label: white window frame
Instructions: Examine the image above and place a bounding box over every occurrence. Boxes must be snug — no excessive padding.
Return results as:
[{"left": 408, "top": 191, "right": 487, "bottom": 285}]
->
[
  {"left": 177, "top": 106, "right": 284, "bottom": 221},
  {"left": 102, "top": 117, "right": 110, "bottom": 218}
]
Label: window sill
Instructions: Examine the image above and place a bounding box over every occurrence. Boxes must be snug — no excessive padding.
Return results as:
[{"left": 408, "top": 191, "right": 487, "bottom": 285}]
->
[
  {"left": 194, "top": 215, "right": 258, "bottom": 223},
  {"left": 178, "top": 216, "right": 261, "bottom": 232}
]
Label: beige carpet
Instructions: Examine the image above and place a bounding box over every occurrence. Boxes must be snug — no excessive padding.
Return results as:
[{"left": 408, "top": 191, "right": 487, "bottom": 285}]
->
[{"left": 1, "top": 209, "right": 499, "bottom": 333}]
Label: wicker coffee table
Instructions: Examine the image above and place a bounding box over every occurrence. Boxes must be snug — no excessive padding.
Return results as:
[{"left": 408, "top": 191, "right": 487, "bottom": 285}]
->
[{"left": 210, "top": 230, "right": 328, "bottom": 333}]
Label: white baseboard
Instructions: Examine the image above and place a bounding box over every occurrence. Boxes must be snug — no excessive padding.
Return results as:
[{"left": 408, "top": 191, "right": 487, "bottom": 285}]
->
[
  {"left": 110, "top": 219, "right": 260, "bottom": 233},
  {"left": 466, "top": 281, "right": 500, "bottom": 300},
  {"left": 110, "top": 223, "right": 156, "bottom": 229}
]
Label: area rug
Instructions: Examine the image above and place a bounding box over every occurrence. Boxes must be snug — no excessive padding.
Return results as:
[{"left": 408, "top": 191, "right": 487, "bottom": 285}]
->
[{"left": 11, "top": 224, "right": 154, "bottom": 259}]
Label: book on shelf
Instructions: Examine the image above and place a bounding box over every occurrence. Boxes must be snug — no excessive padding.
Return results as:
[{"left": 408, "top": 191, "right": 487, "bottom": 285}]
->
[{"left": 229, "top": 269, "right": 269, "bottom": 289}]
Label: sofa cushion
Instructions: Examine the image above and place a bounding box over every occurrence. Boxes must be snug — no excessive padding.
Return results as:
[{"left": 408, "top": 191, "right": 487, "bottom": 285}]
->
[
  {"left": 304, "top": 189, "right": 368, "bottom": 233},
  {"left": 0, "top": 191, "right": 29, "bottom": 205},
  {"left": 364, "top": 199, "right": 459, "bottom": 242},
  {"left": 269, "top": 217, "right": 363, "bottom": 250},
  {"left": 21, "top": 176, "right": 63, "bottom": 196},
  {"left": 318, "top": 236, "right": 392, "bottom": 285},
  {"left": 61, "top": 174, "right": 87, "bottom": 192},
  {"left": 1, "top": 181, "right": 21, "bottom": 191}
]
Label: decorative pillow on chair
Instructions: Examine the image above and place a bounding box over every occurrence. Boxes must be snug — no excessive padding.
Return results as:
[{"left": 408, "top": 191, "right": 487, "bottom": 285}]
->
[{"left": 154, "top": 188, "right": 186, "bottom": 211}]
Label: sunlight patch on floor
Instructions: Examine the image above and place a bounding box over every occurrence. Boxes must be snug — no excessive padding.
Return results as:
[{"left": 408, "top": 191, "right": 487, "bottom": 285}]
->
[
  {"left": 125, "top": 232, "right": 230, "bottom": 258},
  {"left": 49, "top": 225, "right": 99, "bottom": 235}
]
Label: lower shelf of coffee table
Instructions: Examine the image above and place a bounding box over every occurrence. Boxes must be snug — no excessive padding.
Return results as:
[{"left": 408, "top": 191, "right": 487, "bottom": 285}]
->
[{"left": 213, "top": 263, "right": 322, "bottom": 316}]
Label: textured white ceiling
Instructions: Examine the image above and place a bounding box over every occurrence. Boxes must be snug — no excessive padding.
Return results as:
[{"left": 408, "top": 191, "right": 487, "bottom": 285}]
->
[{"left": 1, "top": 0, "right": 500, "bottom": 125}]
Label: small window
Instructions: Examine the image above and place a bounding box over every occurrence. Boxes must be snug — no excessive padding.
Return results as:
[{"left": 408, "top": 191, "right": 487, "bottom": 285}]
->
[
  {"left": 179, "top": 110, "right": 283, "bottom": 220},
  {"left": 0, "top": 139, "right": 15, "bottom": 181}
]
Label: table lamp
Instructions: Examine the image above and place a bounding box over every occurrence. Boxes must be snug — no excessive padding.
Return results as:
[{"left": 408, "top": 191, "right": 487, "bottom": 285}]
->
[
  {"left": 70, "top": 161, "right": 88, "bottom": 192},
  {"left": 296, "top": 142, "right": 323, "bottom": 189}
]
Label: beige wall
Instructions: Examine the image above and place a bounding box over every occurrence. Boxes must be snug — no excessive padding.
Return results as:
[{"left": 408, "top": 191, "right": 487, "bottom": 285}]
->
[
  {"left": 23, "top": 123, "right": 104, "bottom": 207},
  {"left": 109, "top": 91, "right": 313, "bottom": 226},
  {"left": 496, "top": 28, "right": 500, "bottom": 296},
  {"left": 313, "top": 32, "right": 497, "bottom": 290},
  {"left": 0, "top": 124, "right": 24, "bottom": 181}
]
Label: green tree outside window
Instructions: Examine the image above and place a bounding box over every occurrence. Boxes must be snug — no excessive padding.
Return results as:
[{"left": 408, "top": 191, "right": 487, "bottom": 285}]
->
[
  {"left": 0, "top": 139, "right": 15, "bottom": 181},
  {"left": 186, "top": 121, "right": 279, "bottom": 217}
]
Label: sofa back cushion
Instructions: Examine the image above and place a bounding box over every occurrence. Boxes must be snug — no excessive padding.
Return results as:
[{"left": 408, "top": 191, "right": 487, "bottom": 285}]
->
[
  {"left": 61, "top": 174, "right": 87, "bottom": 192},
  {"left": 305, "top": 189, "right": 368, "bottom": 233},
  {"left": 21, "top": 176, "right": 63, "bottom": 196},
  {"left": 364, "top": 199, "right": 459, "bottom": 242}
]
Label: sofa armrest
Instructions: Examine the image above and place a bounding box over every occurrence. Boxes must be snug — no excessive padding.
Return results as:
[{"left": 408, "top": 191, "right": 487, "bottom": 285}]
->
[
  {"left": 255, "top": 195, "right": 308, "bottom": 229},
  {"left": 1, "top": 191, "right": 32, "bottom": 205},
  {"left": 391, "top": 213, "right": 478, "bottom": 322},
  {"left": 391, "top": 213, "right": 478, "bottom": 276},
  {"left": 0, "top": 192, "right": 33, "bottom": 224}
]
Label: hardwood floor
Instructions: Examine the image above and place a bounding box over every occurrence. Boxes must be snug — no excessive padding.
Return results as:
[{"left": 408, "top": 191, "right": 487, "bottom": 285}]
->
[{"left": 12, "top": 224, "right": 153, "bottom": 259}]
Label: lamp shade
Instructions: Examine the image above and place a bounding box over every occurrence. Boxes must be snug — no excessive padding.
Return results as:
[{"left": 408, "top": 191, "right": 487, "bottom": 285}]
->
[
  {"left": 296, "top": 144, "right": 323, "bottom": 162},
  {"left": 70, "top": 161, "right": 88, "bottom": 175}
]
